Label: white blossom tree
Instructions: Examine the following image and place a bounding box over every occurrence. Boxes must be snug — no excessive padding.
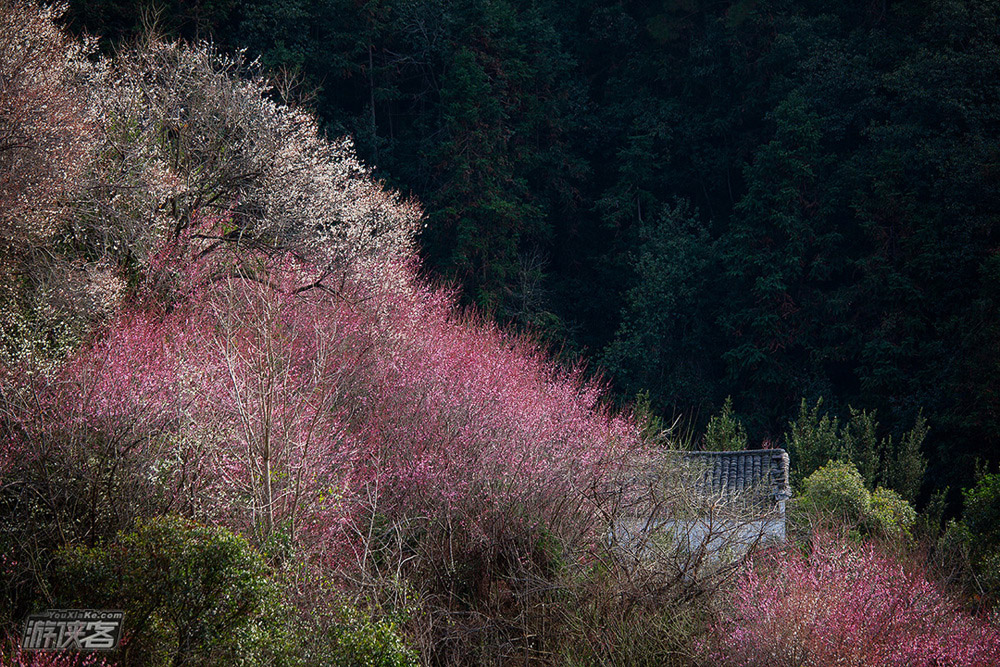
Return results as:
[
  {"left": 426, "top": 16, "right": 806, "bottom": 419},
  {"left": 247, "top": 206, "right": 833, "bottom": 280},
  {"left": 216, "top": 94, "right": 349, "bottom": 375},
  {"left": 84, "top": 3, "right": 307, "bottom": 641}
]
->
[{"left": 78, "top": 39, "right": 422, "bottom": 295}]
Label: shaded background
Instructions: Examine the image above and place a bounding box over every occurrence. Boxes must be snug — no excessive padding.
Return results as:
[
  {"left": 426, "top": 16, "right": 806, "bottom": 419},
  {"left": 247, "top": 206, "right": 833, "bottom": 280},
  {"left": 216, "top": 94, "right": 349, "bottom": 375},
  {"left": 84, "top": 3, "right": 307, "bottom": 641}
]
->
[{"left": 64, "top": 0, "right": 1000, "bottom": 500}]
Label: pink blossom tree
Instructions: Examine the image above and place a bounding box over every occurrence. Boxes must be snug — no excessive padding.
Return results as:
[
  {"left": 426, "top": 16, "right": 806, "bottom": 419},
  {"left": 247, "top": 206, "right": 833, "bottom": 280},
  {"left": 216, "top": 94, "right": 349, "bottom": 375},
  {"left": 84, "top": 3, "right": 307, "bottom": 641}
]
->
[
  {"left": 0, "top": 9, "right": 648, "bottom": 661},
  {"left": 708, "top": 533, "right": 1000, "bottom": 667}
]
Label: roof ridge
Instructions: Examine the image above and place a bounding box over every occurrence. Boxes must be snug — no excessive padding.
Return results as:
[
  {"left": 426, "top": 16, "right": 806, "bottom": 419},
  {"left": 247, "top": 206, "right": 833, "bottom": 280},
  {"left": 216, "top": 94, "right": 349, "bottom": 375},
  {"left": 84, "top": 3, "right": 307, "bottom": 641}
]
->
[{"left": 670, "top": 448, "right": 787, "bottom": 456}]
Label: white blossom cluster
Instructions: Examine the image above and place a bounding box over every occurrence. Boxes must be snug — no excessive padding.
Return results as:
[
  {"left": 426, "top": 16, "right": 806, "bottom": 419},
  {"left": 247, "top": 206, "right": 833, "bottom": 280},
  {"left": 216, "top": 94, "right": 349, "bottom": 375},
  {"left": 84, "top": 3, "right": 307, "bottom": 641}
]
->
[
  {"left": 2, "top": 2, "right": 424, "bottom": 360},
  {"left": 0, "top": 1, "right": 96, "bottom": 258},
  {"left": 80, "top": 39, "right": 422, "bottom": 283}
]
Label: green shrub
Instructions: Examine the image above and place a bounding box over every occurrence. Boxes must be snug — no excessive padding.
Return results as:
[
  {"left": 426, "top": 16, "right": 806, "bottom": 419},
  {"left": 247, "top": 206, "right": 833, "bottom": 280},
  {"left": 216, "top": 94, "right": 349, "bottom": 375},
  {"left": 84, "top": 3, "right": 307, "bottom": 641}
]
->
[
  {"left": 51, "top": 517, "right": 419, "bottom": 666},
  {"left": 785, "top": 399, "right": 841, "bottom": 486},
  {"left": 53, "top": 516, "right": 284, "bottom": 666},
  {"left": 703, "top": 396, "right": 747, "bottom": 451},
  {"left": 869, "top": 487, "right": 916, "bottom": 538},
  {"left": 797, "top": 460, "right": 872, "bottom": 525},
  {"left": 938, "top": 519, "right": 974, "bottom": 558},
  {"left": 885, "top": 414, "right": 929, "bottom": 503},
  {"left": 784, "top": 399, "right": 928, "bottom": 501},
  {"left": 964, "top": 473, "right": 1000, "bottom": 553},
  {"left": 978, "top": 551, "right": 1000, "bottom": 599},
  {"left": 841, "top": 407, "right": 881, "bottom": 490},
  {"left": 278, "top": 569, "right": 417, "bottom": 667},
  {"left": 961, "top": 472, "right": 1000, "bottom": 605},
  {"left": 794, "top": 461, "right": 916, "bottom": 540},
  {"left": 324, "top": 606, "right": 416, "bottom": 667},
  {"left": 916, "top": 486, "right": 949, "bottom": 539}
]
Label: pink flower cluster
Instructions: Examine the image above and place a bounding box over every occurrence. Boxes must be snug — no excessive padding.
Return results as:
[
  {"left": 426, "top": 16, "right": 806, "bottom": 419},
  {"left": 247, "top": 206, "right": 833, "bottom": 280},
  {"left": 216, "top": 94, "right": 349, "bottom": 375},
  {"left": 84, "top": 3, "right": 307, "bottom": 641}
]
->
[
  {"left": 340, "top": 275, "right": 639, "bottom": 548},
  {"left": 709, "top": 534, "right": 1000, "bottom": 666},
  {"left": 1, "top": 635, "right": 111, "bottom": 667},
  {"left": 3, "top": 252, "right": 641, "bottom": 562}
]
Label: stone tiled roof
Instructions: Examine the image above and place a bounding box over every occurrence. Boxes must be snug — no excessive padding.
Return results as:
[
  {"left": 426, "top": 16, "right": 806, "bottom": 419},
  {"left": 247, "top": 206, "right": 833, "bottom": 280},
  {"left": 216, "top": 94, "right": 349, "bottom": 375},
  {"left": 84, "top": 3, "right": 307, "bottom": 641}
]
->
[
  {"left": 679, "top": 449, "right": 791, "bottom": 503},
  {"left": 614, "top": 448, "right": 792, "bottom": 518}
]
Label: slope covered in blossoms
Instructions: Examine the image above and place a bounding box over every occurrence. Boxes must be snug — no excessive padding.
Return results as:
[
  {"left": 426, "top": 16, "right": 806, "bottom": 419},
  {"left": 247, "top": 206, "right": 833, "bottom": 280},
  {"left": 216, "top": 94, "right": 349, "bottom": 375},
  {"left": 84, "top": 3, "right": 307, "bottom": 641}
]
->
[
  {"left": 0, "top": 3, "right": 646, "bottom": 662},
  {"left": 3, "top": 3, "right": 999, "bottom": 665}
]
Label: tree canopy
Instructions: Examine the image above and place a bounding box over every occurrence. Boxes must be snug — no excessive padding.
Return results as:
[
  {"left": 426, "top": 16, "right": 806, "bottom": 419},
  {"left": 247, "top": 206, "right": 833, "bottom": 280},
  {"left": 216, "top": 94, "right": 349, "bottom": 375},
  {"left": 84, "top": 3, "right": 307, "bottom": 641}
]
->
[{"left": 62, "top": 0, "right": 1000, "bottom": 494}]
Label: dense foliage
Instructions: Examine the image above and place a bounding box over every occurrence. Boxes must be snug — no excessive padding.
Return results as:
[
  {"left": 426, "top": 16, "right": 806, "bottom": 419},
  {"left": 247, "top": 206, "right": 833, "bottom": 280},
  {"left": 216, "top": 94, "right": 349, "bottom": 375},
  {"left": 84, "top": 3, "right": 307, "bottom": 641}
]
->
[
  {"left": 793, "top": 460, "right": 917, "bottom": 539},
  {"left": 54, "top": 517, "right": 281, "bottom": 665},
  {"left": 0, "top": 3, "right": 649, "bottom": 661},
  {"left": 4, "top": 2, "right": 1000, "bottom": 664},
  {"left": 63, "top": 0, "right": 1000, "bottom": 495}
]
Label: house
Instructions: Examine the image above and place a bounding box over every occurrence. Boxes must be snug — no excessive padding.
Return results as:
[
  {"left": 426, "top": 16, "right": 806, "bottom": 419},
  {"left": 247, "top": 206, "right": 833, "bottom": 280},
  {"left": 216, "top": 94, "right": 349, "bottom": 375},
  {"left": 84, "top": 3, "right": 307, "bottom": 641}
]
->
[{"left": 611, "top": 449, "right": 791, "bottom": 563}]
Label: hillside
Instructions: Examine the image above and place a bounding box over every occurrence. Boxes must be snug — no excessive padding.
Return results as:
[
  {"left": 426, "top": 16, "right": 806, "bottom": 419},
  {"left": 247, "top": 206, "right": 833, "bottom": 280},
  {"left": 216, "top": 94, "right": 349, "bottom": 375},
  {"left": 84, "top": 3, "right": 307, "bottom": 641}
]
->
[{"left": 2, "top": 3, "right": 999, "bottom": 665}]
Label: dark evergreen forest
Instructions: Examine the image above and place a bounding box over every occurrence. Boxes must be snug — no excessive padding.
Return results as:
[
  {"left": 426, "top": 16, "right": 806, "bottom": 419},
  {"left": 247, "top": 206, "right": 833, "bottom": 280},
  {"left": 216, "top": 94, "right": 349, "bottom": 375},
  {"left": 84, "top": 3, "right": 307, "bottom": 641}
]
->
[{"left": 65, "top": 0, "right": 1000, "bottom": 499}]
